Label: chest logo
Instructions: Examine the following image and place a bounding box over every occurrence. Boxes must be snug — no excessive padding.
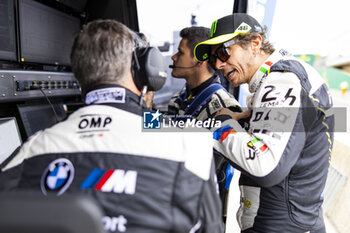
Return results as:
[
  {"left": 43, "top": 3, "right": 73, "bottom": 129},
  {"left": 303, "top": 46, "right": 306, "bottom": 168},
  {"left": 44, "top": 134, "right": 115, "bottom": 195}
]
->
[
  {"left": 81, "top": 168, "right": 138, "bottom": 195},
  {"left": 41, "top": 158, "right": 75, "bottom": 196}
]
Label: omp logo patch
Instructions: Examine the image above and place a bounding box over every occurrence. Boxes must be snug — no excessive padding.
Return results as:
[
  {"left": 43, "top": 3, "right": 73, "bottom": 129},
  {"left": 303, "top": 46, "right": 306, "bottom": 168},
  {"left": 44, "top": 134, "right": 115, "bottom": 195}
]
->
[
  {"left": 78, "top": 114, "right": 112, "bottom": 130},
  {"left": 41, "top": 158, "right": 75, "bottom": 196},
  {"left": 77, "top": 114, "right": 112, "bottom": 137},
  {"left": 81, "top": 169, "right": 138, "bottom": 195}
]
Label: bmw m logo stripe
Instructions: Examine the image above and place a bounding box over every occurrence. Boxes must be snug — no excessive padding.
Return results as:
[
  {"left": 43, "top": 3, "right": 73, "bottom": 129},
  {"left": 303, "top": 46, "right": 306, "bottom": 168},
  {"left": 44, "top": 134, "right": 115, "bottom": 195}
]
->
[
  {"left": 81, "top": 168, "right": 138, "bottom": 195},
  {"left": 80, "top": 168, "right": 106, "bottom": 189}
]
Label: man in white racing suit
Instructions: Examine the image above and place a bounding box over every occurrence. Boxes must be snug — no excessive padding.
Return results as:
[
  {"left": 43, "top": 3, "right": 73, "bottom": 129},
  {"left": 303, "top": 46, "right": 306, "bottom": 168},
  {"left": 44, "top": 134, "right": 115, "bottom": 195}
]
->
[
  {"left": 0, "top": 19, "right": 224, "bottom": 233},
  {"left": 194, "top": 13, "right": 334, "bottom": 233}
]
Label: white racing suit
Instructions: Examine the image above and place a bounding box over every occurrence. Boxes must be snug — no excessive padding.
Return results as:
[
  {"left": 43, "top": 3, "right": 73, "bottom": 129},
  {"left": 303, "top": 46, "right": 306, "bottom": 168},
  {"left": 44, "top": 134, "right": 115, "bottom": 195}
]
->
[
  {"left": 0, "top": 85, "right": 224, "bottom": 233},
  {"left": 213, "top": 49, "right": 334, "bottom": 232}
]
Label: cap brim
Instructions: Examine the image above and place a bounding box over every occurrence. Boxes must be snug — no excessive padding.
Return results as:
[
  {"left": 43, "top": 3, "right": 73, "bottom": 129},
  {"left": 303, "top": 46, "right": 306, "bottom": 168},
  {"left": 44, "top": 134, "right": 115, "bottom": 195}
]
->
[{"left": 194, "top": 32, "right": 239, "bottom": 62}]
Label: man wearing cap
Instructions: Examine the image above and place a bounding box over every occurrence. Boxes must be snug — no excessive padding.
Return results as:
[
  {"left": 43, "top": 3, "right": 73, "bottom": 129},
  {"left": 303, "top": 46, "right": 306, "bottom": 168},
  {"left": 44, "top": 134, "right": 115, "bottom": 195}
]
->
[{"left": 194, "top": 13, "right": 334, "bottom": 233}]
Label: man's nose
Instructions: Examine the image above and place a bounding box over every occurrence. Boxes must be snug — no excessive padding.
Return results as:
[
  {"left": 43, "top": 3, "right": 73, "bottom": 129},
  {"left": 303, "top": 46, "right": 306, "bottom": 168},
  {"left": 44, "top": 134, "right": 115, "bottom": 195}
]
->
[{"left": 215, "top": 58, "right": 227, "bottom": 70}]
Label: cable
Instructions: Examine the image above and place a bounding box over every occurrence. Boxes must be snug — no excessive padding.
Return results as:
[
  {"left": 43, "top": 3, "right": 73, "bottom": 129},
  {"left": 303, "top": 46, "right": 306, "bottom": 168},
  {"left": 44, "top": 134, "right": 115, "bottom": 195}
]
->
[
  {"left": 39, "top": 88, "right": 60, "bottom": 123},
  {"left": 139, "top": 85, "right": 147, "bottom": 107}
]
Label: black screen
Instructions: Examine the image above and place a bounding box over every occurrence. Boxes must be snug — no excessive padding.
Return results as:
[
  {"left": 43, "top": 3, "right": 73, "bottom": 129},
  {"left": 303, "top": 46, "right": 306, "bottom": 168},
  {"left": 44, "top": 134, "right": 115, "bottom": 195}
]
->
[
  {"left": 17, "top": 103, "right": 67, "bottom": 138},
  {"left": 58, "top": 0, "right": 88, "bottom": 12},
  {"left": 0, "top": 117, "right": 22, "bottom": 166},
  {"left": 18, "top": 0, "right": 80, "bottom": 66},
  {"left": 0, "top": 0, "right": 17, "bottom": 61}
]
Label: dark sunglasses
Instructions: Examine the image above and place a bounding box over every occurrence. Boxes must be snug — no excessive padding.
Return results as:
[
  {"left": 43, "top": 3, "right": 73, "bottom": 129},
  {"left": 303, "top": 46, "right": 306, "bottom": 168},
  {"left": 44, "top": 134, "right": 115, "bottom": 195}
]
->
[{"left": 208, "top": 39, "right": 236, "bottom": 70}]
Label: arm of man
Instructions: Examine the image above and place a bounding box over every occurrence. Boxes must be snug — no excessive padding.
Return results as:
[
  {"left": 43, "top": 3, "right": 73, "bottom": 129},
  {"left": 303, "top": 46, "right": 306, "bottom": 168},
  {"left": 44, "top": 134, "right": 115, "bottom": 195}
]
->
[
  {"left": 207, "top": 88, "right": 242, "bottom": 117},
  {"left": 0, "top": 163, "right": 23, "bottom": 190},
  {"left": 213, "top": 72, "right": 306, "bottom": 187},
  {"left": 0, "top": 131, "right": 43, "bottom": 190}
]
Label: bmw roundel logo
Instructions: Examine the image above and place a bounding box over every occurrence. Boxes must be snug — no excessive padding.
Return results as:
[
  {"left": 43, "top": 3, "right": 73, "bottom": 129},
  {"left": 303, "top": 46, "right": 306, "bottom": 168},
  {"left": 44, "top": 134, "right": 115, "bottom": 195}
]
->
[{"left": 40, "top": 158, "right": 75, "bottom": 196}]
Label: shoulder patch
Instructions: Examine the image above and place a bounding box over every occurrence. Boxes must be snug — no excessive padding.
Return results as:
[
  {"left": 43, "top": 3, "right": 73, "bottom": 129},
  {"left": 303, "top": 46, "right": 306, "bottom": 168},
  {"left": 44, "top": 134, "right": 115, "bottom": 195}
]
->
[{"left": 208, "top": 94, "right": 224, "bottom": 115}]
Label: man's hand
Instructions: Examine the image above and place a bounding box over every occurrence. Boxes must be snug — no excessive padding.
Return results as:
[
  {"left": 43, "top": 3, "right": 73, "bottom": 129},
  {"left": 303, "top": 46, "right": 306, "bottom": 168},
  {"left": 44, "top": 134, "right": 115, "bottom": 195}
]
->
[{"left": 215, "top": 108, "right": 251, "bottom": 121}]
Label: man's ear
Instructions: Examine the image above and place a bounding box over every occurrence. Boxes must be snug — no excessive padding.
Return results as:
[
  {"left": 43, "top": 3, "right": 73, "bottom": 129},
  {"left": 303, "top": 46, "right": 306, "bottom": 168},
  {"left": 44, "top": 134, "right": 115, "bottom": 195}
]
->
[
  {"left": 250, "top": 34, "right": 263, "bottom": 52},
  {"left": 196, "top": 61, "right": 203, "bottom": 67}
]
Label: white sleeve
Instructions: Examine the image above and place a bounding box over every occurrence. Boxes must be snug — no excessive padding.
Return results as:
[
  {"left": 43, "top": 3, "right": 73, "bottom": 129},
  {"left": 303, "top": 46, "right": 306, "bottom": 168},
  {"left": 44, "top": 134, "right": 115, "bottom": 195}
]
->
[{"left": 213, "top": 72, "right": 303, "bottom": 185}]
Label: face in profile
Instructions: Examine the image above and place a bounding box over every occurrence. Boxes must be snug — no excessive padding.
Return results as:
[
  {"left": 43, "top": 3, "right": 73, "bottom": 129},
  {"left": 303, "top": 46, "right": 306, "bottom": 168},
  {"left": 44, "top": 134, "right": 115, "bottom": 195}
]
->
[
  {"left": 212, "top": 43, "right": 256, "bottom": 87},
  {"left": 171, "top": 38, "right": 197, "bottom": 78}
]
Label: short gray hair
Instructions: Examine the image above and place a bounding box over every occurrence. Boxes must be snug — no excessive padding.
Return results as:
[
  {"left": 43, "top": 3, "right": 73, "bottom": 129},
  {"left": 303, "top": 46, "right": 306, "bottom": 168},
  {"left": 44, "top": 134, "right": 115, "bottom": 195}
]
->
[{"left": 70, "top": 19, "right": 134, "bottom": 92}]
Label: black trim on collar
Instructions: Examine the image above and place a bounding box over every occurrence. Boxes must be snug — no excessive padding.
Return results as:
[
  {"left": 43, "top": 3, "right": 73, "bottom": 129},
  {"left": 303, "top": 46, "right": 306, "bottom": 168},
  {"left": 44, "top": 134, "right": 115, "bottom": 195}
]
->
[{"left": 189, "top": 75, "right": 221, "bottom": 97}]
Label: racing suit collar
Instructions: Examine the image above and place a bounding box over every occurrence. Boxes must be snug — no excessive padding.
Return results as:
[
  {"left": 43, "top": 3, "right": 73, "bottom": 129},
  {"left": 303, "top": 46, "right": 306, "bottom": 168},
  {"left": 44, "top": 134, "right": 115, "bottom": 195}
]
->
[
  {"left": 84, "top": 84, "right": 147, "bottom": 116},
  {"left": 187, "top": 74, "right": 220, "bottom": 97},
  {"left": 248, "top": 48, "right": 291, "bottom": 93}
]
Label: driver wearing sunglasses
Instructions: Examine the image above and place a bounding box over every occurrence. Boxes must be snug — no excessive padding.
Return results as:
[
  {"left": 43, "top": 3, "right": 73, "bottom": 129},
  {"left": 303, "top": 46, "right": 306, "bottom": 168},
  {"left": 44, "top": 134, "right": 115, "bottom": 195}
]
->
[
  {"left": 194, "top": 13, "right": 334, "bottom": 233},
  {"left": 208, "top": 39, "right": 236, "bottom": 70}
]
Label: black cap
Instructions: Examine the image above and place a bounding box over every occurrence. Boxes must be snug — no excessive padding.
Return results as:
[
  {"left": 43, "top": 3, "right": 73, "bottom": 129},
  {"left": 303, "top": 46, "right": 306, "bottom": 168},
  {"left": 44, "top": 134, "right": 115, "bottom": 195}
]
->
[{"left": 194, "top": 13, "right": 263, "bottom": 62}]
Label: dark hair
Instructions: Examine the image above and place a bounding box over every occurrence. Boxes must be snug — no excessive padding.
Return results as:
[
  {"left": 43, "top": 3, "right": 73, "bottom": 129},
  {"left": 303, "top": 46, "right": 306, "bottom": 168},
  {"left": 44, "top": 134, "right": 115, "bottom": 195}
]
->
[
  {"left": 136, "top": 32, "right": 148, "bottom": 45},
  {"left": 180, "top": 26, "right": 214, "bottom": 73},
  {"left": 180, "top": 26, "right": 210, "bottom": 57},
  {"left": 70, "top": 19, "right": 134, "bottom": 92},
  {"left": 235, "top": 25, "right": 275, "bottom": 54}
]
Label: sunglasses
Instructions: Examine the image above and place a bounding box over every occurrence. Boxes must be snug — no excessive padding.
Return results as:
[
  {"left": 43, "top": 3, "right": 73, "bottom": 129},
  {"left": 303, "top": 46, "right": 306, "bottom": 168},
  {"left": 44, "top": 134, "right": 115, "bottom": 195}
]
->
[{"left": 208, "top": 39, "right": 236, "bottom": 70}]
